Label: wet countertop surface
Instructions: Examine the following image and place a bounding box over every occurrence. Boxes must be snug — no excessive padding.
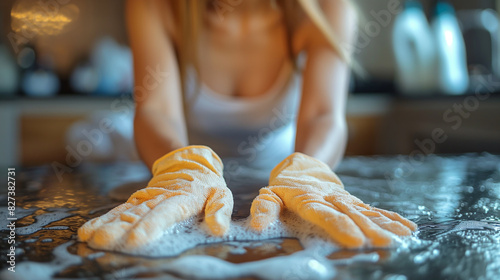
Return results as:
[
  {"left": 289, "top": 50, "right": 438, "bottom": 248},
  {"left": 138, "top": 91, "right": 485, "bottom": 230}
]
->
[{"left": 1, "top": 154, "right": 500, "bottom": 279}]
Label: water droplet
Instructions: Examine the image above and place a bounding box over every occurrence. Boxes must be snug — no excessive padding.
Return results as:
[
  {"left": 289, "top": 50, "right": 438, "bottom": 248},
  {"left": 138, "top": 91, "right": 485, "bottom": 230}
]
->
[
  {"left": 384, "top": 274, "right": 408, "bottom": 280},
  {"left": 414, "top": 255, "right": 426, "bottom": 264}
]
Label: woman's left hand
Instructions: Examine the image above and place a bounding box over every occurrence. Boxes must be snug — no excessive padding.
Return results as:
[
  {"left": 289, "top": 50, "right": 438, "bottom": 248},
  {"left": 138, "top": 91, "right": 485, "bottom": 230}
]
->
[{"left": 249, "top": 153, "right": 417, "bottom": 248}]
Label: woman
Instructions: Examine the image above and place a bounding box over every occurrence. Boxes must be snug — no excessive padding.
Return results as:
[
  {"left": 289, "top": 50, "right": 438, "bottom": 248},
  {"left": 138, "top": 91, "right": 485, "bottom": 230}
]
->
[
  {"left": 129, "top": 0, "right": 354, "bottom": 171},
  {"left": 78, "top": 0, "right": 416, "bottom": 251}
]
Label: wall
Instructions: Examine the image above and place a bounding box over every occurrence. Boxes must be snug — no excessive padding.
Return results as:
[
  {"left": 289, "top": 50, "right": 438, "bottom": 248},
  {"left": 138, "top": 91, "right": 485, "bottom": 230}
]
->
[{"left": 1, "top": 0, "right": 128, "bottom": 77}]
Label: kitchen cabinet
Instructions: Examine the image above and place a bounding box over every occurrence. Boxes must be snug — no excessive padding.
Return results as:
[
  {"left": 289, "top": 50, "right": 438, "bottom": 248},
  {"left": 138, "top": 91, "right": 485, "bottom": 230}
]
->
[{"left": 379, "top": 95, "right": 500, "bottom": 155}]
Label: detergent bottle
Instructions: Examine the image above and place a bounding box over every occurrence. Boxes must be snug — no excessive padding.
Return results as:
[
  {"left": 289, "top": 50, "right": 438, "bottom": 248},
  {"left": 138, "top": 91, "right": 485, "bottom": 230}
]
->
[
  {"left": 431, "top": 0, "right": 469, "bottom": 95},
  {"left": 393, "top": 0, "right": 436, "bottom": 95},
  {"left": 457, "top": 9, "right": 500, "bottom": 78}
]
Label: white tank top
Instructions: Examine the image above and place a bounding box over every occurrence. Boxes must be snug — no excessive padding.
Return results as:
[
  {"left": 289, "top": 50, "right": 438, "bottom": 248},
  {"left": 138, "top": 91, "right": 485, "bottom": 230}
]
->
[{"left": 185, "top": 62, "right": 302, "bottom": 181}]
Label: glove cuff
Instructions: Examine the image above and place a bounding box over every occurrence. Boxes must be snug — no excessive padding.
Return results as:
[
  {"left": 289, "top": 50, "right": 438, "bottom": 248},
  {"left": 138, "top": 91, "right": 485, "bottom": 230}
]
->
[
  {"left": 152, "top": 146, "right": 224, "bottom": 177},
  {"left": 269, "top": 152, "right": 343, "bottom": 187}
]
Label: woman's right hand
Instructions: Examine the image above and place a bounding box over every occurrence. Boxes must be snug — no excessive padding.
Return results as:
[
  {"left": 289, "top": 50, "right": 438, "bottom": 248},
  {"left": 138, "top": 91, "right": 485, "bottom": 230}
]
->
[{"left": 78, "top": 146, "right": 233, "bottom": 251}]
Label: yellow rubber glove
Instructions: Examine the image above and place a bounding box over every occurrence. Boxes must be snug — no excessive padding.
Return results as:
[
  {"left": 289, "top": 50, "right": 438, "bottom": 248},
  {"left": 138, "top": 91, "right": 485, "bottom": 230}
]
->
[
  {"left": 78, "top": 146, "right": 233, "bottom": 250},
  {"left": 250, "top": 153, "right": 417, "bottom": 248}
]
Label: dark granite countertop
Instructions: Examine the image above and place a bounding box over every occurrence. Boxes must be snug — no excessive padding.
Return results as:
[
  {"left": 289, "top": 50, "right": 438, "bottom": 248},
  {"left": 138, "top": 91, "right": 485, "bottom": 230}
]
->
[{"left": 1, "top": 154, "right": 499, "bottom": 279}]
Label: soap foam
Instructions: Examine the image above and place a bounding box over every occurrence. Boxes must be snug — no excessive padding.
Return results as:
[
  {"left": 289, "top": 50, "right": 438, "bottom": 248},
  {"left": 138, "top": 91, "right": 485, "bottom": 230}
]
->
[
  {"left": 125, "top": 210, "right": 341, "bottom": 258},
  {"left": 105, "top": 250, "right": 383, "bottom": 280},
  {"left": 150, "top": 251, "right": 336, "bottom": 280},
  {"left": 16, "top": 211, "right": 73, "bottom": 235},
  {"left": 0, "top": 207, "right": 37, "bottom": 229},
  {"left": 5, "top": 198, "right": 405, "bottom": 279},
  {"left": 94, "top": 207, "right": 402, "bottom": 279},
  {"left": 0, "top": 241, "right": 82, "bottom": 280},
  {"left": 1, "top": 213, "right": 345, "bottom": 280}
]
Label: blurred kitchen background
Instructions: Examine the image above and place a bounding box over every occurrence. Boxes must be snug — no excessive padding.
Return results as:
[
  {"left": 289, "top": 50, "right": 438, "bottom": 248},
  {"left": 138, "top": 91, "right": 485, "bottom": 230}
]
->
[{"left": 0, "top": 0, "right": 499, "bottom": 168}]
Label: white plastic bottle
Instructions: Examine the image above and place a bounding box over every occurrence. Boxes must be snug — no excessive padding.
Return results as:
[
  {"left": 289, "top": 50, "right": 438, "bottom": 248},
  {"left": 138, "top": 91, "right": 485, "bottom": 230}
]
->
[
  {"left": 393, "top": 0, "right": 436, "bottom": 95},
  {"left": 431, "top": 0, "right": 469, "bottom": 95}
]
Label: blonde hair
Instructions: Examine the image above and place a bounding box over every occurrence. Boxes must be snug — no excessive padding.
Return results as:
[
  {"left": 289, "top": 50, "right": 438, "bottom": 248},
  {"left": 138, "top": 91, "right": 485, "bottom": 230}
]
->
[{"left": 170, "top": 0, "right": 354, "bottom": 106}]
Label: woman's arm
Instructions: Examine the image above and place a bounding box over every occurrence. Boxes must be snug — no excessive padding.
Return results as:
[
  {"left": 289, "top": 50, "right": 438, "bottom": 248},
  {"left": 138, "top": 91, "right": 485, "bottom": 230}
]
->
[
  {"left": 126, "top": 0, "right": 188, "bottom": 169},
  {"left": 295, "top": 0, "right": 357, "bottom": 169}
]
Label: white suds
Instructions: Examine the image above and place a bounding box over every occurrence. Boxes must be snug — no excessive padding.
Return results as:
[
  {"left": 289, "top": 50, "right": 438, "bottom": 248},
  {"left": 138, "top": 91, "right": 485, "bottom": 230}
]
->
[
  {"left": 127, "top": 210, "right": 341, "bottom": 257},
  {"left": 16, "top": 210, "right": 73, "bottom": 235},
  {"left": 0, "top": 207, "right": 38, "bottom": 228},
  {"left": 102, "top": 210, "right": 397, "bottom": 279},
  {"left": 0, "top": 242, "right": 81, "bottom": 280},
  {"left": 4, "top": 198, "right": 401, "bottom": 279}
]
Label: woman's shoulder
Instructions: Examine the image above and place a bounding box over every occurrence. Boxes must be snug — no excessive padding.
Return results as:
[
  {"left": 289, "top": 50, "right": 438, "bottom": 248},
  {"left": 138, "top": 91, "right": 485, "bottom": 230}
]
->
[
  {"left": 126, "top": 0, "right": 179, "bottom": 45},
  {"left": 292, "top": 0, "right": 357, "bottom": 54}
]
